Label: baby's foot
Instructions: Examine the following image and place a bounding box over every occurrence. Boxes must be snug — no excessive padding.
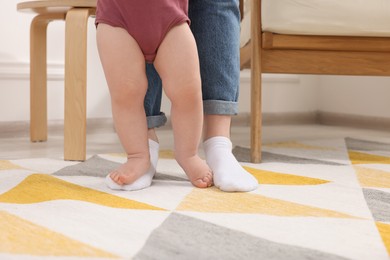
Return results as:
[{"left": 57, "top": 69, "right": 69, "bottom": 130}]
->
[
  {"left": 108, "top": 154, "right": 150, "bottom": 186},
  {"left": 105, "top": 139, "right": 159, "bottom": 191},
  {"left": 176, "top": 155, "right": 213, "bottom": 188}
]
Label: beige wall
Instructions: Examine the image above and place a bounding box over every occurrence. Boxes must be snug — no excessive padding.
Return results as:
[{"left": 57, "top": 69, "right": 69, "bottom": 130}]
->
[{"left": 318, "top": 76, "right": 390, "bottom": 118}]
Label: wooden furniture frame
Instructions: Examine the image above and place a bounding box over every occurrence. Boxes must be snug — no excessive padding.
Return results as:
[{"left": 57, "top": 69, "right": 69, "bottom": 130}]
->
[
  {"left": 240, "top": 0, "right": 390, "bottom": 163},
  {"left": 17, "top": 0, "right": 97, "bottom": 161}
]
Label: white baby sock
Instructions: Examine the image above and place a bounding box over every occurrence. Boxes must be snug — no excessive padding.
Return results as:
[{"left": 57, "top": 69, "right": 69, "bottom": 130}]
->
[
  {"left": 203, "top": 136, "right": 259, "bottom": 192},
  {"left": 105, "top": 139, "right": 159, "bottom": 191}
]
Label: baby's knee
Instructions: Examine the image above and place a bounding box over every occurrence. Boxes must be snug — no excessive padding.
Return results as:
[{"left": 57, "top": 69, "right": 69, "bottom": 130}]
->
[
  {"left": 110, "top": 77, "right": 148, "bottom": 103},
  {"left": 180, "top": 75, "right": 201, "bottom": 90},
  {"left": 167, "top": 76, "right": 202, "bottom": 101}
]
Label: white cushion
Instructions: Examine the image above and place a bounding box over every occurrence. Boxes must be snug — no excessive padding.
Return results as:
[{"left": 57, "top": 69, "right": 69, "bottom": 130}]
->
[
  {"left": 241, "top": 0, "right": 390, "bottom": 47},
  {"left": 240, "top": 0, "right": 251, "bottom": 47}
]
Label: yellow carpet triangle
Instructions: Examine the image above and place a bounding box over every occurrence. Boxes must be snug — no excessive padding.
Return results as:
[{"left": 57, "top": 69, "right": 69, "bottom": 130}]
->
[
  {"left": 353, "top": 166, "right": 390, "bottom": 188},
  {"left": 107, "top": 153, "right": 126, "bottom": 158},
  {"left": 0, "top": 174, "right": 165, "bottom": 210},
  {"left": 0, "top": 210, "right": 118, "bottom": 257},
  {"left": 159, "top": 150, "right": 175, "bottom": 159},
  {"left": 265, "top": 141, "right": 335, "bottom": 150},
  {"left": 0, "top": 160, "right": 24, "bottom": 171},
  {"left": 376, "top": 222, "right": 390, "bottom": 255},
  {"left": 243, "top": 166, "right": 329, "bottom": 185},
  {"left": 349, "top": 151, "right": 390, "bottom": 165},
  {"left": 176, "top": 187, "right": 356, "bottom": 218}
]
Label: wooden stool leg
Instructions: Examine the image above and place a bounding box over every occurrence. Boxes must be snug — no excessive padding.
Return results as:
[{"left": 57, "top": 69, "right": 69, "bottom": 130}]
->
[
  {"left": 64, "top": 8, "right": 92, "bottom": 161},
  {"left": 250, "top": 56, "right": 262, "bottom": 163},
  {"left": 250, "top": 0, "right": 262, "bottom": 163},
  {"left": 30, "top": 14, "right": 64, "bottom": 142}
]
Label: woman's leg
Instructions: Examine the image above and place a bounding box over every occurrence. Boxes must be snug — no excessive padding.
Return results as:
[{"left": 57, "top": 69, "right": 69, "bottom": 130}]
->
[
  {"left": 97, "top": 23, "right": 150, "bottom": 186},
  {"left": 189, "top": 0, "right": 258, "bottom": 191},
  {"left": 145, "top": 64, "right": 167, "bottom": 142},
  {"left": 153, "top": 23, "right": 212, "bottom": 188}
]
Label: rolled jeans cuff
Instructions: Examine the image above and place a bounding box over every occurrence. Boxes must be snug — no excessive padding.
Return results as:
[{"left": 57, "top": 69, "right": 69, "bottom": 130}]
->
[
  {"left": 203, "top": 100, "right": 238, "bottom": 115},
  {"left": 147, "top": 112, "right": 167, "bottom": 129}
]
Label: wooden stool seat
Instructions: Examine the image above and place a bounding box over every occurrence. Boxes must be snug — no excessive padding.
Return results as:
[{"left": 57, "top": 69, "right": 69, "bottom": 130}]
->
[{"left": 17, "top": 0, "right": 97, "bottom": 161}]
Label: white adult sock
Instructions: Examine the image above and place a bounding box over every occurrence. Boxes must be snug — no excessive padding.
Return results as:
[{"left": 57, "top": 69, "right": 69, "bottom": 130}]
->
[
  {"left": 203, "top": 136, "right": 258, "bottom": 192},
  {"left": 105, "top": 139, "right": 159, "bottom": 191}
]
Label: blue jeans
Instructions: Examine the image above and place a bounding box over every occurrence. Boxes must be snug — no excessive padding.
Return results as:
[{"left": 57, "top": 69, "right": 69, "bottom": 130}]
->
[{"left": 144, "top": 0, "right": 240, "bottom": 129}]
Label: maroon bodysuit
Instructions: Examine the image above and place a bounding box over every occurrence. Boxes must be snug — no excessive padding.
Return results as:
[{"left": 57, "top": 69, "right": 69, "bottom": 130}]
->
[{"left": 95, "top": 0, "right": 190, "bottom": 63}]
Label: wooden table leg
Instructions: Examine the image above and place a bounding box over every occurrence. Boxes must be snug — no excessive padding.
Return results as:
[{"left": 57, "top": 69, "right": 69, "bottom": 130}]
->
[
  {"left": 64, "top": 8, "right": 93, "bottom": 161},
  {"left": 30, "top": 13, "right": 64, "bottom": 142}
]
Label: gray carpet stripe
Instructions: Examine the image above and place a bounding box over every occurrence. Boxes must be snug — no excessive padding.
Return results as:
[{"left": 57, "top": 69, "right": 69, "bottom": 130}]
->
[
  {"left": 232, "top": 146, "right": 344, "bottom": 165},
  {"left": 53, "top": 155, "right": 188, "bottom": 182},
  {"left": 154, "top": 173, "right": 188, "bottom": 182},
  {"left": 345, "top": 137, "right": 390, "bottom": 152},
  {"left": 363, "top": 188, "right": 390, "bottom": 222},
  {"left": 53, "top": 155, "right": 118, "bottom": 177},
  {"left": 134, "top": 213, "right": 349, "bottom": 260}
]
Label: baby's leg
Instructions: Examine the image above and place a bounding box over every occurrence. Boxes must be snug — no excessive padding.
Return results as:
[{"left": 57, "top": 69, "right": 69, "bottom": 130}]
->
[
  {"left": 154, "top": 23, "right": 212, "bottom": 188},
  {"left": 97, "top": 24, "right": 150, "bottom": 186}
]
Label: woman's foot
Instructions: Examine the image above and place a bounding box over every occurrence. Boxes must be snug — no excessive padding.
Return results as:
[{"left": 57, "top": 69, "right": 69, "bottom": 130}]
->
[{"left": 204, "top": 136, "right": 258, "bottom": 192}]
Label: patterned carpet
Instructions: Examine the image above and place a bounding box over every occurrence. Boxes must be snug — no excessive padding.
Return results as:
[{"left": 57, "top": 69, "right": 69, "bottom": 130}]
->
[{"left": 1, "top": 137, "right": 390, "bottom": 259}]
